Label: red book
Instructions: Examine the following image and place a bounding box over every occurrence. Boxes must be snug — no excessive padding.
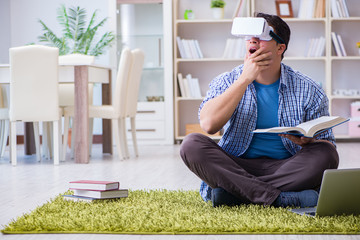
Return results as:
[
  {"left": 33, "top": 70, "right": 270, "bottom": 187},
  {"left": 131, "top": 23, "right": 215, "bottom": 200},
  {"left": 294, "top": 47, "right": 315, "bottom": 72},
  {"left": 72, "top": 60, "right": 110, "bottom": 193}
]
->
[{"left": 69, "top": 180, "right": 119, "bottom": 191}]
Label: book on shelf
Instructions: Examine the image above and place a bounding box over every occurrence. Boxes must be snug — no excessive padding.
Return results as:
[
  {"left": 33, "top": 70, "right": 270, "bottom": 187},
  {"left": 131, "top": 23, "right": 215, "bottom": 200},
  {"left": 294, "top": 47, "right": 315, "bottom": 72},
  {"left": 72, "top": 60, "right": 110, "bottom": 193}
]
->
[
  {"left": 69, "top": 180, "right": 120, "bottom": 191},
  {"left": 336, "top": 34, "right": 347, "bottom": 57},
  {"left": 222, "top": 38, "right": 246, "bottom": 59},
  {"left": 177, "top": 37, "right": 203, "bottom": 59},
  {"left": 253, "top": 116, "right": 349, "bottom": 138},
  {"left": 314, "top": 0, "right": 326, "bottom": 18},
  {"left": 233, "top": 0, "right": 247, "bottom": 18},
  {"left": 298, "top": 0, "right": 325, "bottom": 18},
  {"left": 178, "top": 73, "right": 202, "bottom": 98},
  {"left": 305, "top": 36, "right": 325, "bottom": 57},
  {"left": 72, "top": 189, "right": 129, "bottom": 199},
  {"left": 331, "top": 32, "right": 345, "bottom": 57},
  {"left": 177, "top": 73, "right": 187, "bottom": 97},
  {"left": 331, "top": 0, "right": 349, "bottom": 18},
  {"left": 186, "top": 74, "right": 202, "bottom": 98},
  {"left": 176, "top": 36, "right": 187, "bottom": 58}
]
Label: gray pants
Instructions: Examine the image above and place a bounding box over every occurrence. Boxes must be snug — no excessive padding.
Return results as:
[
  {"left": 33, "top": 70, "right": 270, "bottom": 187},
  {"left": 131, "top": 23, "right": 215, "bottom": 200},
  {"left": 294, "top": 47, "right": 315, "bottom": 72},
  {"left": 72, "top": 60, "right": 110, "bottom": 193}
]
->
[{"left": 180, "top": 133, "right": 339, "bottom": 205}]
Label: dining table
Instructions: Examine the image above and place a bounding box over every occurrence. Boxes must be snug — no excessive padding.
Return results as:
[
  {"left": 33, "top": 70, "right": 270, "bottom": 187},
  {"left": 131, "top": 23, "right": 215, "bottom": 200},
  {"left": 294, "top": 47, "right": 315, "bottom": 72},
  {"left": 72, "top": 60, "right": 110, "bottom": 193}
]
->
[{"left": 0, "top": 63, "right": 113, "bottom": 164}]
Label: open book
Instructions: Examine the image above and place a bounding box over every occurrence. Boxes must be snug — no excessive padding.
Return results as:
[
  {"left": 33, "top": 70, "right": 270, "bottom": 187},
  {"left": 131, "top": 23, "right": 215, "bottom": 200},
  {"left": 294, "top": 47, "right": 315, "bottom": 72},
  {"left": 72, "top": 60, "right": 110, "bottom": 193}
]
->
[{"left": 253, "top": 116, "right": 349, "bottom": 137}]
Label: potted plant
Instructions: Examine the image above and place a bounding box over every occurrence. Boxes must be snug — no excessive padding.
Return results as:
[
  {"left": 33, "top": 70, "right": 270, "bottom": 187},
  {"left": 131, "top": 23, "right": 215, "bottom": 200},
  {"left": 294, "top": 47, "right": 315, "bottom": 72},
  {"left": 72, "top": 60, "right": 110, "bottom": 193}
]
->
[
  {"left": 37, "top": 5, "right": 115, "bottom": 56},
  {"left": 211, "top": 0, "right": 226, "bottom": 19},
  {"left": 357, "top": 41, "right": 360, "bottom": 55}
]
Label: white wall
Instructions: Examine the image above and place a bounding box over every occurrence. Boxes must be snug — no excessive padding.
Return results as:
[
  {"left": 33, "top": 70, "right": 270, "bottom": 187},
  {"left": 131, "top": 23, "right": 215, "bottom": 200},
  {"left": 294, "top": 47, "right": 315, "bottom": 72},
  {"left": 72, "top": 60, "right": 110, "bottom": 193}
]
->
[
  {"left": 0, "top": 0, "right": 11, "bottom": 64},
  {"left": 2, "top": 0, "right": 117, "bottom": 135}
]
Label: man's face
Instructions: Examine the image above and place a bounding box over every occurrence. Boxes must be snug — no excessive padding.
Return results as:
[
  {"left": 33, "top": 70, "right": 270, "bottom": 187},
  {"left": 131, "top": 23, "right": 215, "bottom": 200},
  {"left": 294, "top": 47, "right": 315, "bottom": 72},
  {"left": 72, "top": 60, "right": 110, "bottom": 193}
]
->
[{"left": 245, "top": 37, "right": 278, "bottom": 58}]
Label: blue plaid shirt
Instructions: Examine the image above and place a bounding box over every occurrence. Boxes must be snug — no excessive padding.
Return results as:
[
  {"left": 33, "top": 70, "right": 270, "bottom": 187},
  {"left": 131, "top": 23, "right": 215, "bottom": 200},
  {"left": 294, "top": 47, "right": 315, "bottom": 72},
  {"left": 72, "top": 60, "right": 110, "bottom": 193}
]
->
[{"left": 198, "top": 63, "right": 335, "bottom": 202}]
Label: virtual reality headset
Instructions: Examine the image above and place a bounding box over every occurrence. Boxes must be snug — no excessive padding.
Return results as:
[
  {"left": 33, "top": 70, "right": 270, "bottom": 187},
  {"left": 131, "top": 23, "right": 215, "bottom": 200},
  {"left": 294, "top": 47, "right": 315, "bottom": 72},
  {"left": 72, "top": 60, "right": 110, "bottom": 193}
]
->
[{"left": 231, "top": 17, "right": 285, "bottom": 44}]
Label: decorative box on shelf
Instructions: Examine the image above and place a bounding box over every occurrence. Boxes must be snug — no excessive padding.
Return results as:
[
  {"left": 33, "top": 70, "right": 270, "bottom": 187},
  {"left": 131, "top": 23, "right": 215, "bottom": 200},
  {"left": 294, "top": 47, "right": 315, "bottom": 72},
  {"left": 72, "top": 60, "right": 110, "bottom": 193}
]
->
[
  {"left": 351, "top": 101, "right": 360, "bottom": 117},
  {"left": 348, "top": 118, "right": 360, "bottom": 137}
]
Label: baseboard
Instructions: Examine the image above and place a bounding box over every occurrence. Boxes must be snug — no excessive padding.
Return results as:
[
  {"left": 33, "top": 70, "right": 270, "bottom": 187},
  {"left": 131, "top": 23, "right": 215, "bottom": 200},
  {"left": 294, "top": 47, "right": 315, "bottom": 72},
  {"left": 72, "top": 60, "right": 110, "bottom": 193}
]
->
[{"left": 12, "top": 135, "right": 103, "bottom": 145}]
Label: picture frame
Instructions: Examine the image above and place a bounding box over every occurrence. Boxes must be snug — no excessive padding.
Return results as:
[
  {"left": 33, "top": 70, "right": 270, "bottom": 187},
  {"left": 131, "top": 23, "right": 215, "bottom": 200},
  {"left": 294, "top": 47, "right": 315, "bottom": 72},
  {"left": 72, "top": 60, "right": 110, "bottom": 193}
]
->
[{"left": 275, "top": 0, "right": 294, "bottom": 18}]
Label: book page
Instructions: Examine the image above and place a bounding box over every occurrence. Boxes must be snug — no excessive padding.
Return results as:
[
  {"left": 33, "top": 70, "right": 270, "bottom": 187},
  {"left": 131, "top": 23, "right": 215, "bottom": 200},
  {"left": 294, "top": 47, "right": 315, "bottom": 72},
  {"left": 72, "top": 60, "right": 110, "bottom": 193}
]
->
[
  {"left": 296, "top": 116, "right": 346, "bottom": 137},
  {"left": 253, "top": 126, "right": 305, "bottom": 135}
]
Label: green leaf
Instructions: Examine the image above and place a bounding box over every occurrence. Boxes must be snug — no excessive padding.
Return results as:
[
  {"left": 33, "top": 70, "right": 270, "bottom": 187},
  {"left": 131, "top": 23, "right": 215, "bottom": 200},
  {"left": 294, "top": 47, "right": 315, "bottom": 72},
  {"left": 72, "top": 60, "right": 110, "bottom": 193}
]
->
[{"left": 37, "top": 5, "right": 113, "bottom": 56}]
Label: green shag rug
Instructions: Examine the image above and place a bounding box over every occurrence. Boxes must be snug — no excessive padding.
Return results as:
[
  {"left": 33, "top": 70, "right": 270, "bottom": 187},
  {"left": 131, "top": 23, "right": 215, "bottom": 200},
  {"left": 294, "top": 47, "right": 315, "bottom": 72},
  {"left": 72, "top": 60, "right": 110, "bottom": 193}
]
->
[{"left": 2, "top": 189, "right": 360, "bottom": 235}]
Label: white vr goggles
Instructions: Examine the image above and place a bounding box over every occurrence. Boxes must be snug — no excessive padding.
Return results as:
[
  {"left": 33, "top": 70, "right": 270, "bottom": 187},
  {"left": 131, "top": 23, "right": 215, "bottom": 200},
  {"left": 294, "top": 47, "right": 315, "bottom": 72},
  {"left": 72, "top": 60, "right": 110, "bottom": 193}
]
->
[{"left": 231, "top": 17, "right": 285, "bottom": 44}]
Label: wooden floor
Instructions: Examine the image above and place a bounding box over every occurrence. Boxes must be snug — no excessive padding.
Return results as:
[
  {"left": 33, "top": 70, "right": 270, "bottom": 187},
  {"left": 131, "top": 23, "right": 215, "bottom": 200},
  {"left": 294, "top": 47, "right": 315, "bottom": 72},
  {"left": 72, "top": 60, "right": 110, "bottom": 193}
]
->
[{"left": 1, "top": 142, "right": 360, "bottom": 240}]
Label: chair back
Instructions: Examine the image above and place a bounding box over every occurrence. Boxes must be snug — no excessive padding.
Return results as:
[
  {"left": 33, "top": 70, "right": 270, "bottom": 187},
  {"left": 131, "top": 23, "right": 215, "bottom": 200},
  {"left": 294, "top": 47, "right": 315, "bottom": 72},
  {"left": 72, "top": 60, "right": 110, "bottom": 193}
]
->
[
  {"left": 9, "top": 45, "right": 59, "bottom": 122},
  {"left": 114, "top": 47, "right": 132, "bottom": 116},
  {"left": 125, "top": 49, "right": 145, "bottom": 117}
]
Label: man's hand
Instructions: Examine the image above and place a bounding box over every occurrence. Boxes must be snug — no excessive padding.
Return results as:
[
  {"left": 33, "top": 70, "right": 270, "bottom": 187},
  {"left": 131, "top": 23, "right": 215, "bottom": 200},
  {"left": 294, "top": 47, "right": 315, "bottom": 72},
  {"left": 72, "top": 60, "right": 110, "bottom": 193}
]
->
[
  {"left": 241, "top": 47, "right": 273, "bottom": 84},
  {"left": 279, "top": 134, "right": 315, "bottom": 147}
]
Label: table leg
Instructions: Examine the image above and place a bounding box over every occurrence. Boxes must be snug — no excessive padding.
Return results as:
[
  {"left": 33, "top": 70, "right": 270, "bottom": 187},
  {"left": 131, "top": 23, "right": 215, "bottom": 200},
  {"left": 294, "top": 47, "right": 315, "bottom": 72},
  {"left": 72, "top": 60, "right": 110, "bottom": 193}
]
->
[
  {"left": 102, "top": 69, "right": 113, "bottom": 154},
  {"left": 74, "top": 66, "right": 89, "bottom": 163},
  {"left": 24, "top": 122, "right": 36, "bottom": 155}
]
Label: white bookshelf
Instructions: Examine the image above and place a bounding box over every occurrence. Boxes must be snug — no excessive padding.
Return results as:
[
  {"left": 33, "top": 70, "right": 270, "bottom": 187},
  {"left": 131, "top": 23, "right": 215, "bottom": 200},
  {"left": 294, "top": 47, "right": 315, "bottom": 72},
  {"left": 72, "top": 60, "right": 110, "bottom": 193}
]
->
[
  {"left": 115, "top": 0, "right": 174, "bottom": 145},
  {"left": 173, "top": 0, "right": 250, "bottom": 140},
  {"left": 328, "top": 0, "right": 360, "bottom": 139},
  {"left": 173, "top": 0, "right": 360, "bottom": 141}
]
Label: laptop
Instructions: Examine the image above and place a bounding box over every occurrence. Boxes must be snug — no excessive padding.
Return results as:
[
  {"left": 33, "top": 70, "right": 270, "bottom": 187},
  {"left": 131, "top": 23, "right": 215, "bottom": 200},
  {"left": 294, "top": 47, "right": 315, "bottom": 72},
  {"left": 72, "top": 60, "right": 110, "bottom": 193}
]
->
[{"left": 291, "top": 168, "right": 360, "bottom": 217}]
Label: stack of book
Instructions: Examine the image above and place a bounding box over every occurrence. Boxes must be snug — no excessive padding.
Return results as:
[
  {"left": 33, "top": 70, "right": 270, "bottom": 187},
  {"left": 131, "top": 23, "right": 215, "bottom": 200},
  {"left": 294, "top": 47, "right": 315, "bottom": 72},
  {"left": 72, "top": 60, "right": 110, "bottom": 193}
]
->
[{"left": 63, "top": 180, "right": 128, "bottom": 202}]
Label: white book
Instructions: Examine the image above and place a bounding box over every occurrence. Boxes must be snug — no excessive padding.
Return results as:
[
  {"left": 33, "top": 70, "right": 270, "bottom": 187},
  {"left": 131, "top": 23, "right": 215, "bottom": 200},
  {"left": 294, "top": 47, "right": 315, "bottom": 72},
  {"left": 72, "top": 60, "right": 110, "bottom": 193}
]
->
[
  {"left": 222, "top": 38, "right": 232, "bottom": 58},
  {"left": 183, "top": 74, "right": 191, "bottom": 98},
  {"left": 239, "top": 39, "right": 246, "bottom": 58},
  {"left": 336, "top": 0, "right": 345, "bottom": 17},
  {"left": 182, "top": 39, "right": 193, "bottom": 59},
  {"left": 186, "top": 40, "right": 198, "bottom": 59},
  {"left": 331, "top": 32, "right": 343, "bottom": 56},
  {"left": 331, "top": 0, "right": 340, "bottom": 17},
  {"left": 233, "top": 39, "right": 241, "bottom": 59},
  {"left": 317, "top": 37, "right": 326, "bottom": 57},
  {"left": 194, "top": 40, "right": 204, "bottom": 58},
  {"left": 300, "top": 0, "right": 315, "bottom": 19},
  {"left": 229, "top": 39, "right": 237, "bottom": 58},
  {"left": 312, "top": 37, "right": 320, "bottom": 57},
  {"left": 233, "top": 0, "right": 247, "bottom": 18},
  {"left": 73, "top": 189, "right": 128, "bottom": 199},
  {"left": 177, "top": 73, "right": 187, "bottom": 97},
  {"left": 176, "top": 36, "right": 187, "bottom": 58},
  {"left": 306, "top": 38, "right": 315, "bottom": 57},
  {"left": 191, "top": 78, "right": 202, "bottom": 98},
  {"left": 233, "top": 0, "right": 243, "bottom": 18},
  {"left": 340, "top": 0, "right": 350, "bottom": 17},
  {"left": 298, "top": 0, "right": 305, "bottom": 18},
  {"left": 336, "top": 34, "right": 347, "bottom": 57},
  {"left": 253, "top": 116, "right": 348, "bottom": 138},
  {"left": 186, "top": 74, "right": 196, "bottom": 98}
]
